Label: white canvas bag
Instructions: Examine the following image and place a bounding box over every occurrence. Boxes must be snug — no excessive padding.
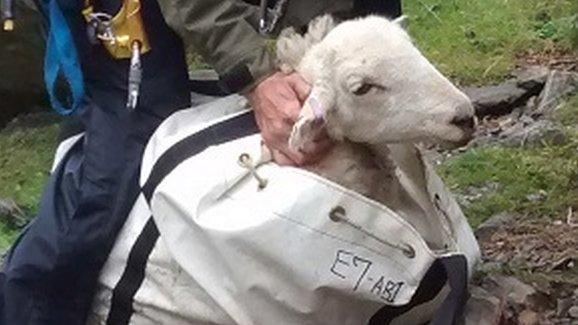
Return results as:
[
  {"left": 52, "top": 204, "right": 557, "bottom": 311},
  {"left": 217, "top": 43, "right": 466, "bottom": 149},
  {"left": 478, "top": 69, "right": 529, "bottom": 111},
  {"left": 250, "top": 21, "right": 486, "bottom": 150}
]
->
[{"left": 90, "top": 96, "right": 480, "bottom": 325}]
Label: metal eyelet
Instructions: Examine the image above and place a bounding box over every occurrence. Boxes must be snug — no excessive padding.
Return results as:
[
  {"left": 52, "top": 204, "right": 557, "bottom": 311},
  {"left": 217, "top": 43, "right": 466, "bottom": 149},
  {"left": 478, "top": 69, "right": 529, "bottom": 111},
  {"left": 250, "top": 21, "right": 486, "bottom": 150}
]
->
[
  {"left": 402, "top": 245, "right": 416, "bottom": 259},
  {"left": 329, "top": 206, "right": 346, "bottom": 222},
  {"left": 238, "top": 153, "right": 268, "bottom": 190},
  {"left": 328, "top": 205, "right": 416, "bottom": 259}
]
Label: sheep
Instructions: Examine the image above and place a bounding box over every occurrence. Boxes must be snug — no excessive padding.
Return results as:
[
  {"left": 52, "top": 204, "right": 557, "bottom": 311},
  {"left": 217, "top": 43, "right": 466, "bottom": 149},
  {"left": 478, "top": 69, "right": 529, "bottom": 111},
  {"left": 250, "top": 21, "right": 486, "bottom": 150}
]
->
[
  {"left": 276, "top": 15, "right": 476, "bottom": 249},
  {"left": 86, "top": 16, "right": 479, "bottom": 324}
]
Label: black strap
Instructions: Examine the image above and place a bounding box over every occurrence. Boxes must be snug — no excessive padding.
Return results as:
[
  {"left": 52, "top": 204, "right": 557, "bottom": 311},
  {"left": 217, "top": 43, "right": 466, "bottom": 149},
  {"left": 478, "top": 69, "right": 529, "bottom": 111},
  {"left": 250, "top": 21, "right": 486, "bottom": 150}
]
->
[
  {"left": 106, "top": 111, "right": 259, "bottom": 324},
  {"left": 189, "top": 79, "right": 229, "bottom": 97},
  {"left": 354, "top": 0, "right": 402, "bottom": 18},
  {"left": 220, "top": 63, "right": 256, "bottom": 94},
  {"left": 369, "top": 255, "right": 468, "bottom": 325},
  {"left": 141, "top": 111, "right": 259, "bottom": 202},
  {"left": 429, "top": 256, "right": 468, "bottom": 325},
  {"left": 106, "top": 217, "right": 160, "bottom": 325}
]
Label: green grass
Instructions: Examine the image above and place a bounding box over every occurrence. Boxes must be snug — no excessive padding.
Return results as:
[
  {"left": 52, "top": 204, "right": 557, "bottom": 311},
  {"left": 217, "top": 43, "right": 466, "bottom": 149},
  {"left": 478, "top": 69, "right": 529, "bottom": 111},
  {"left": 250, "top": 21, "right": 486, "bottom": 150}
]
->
[
  {"left": 438, "top": 97, "right": 578, "bottom": 227},
  {"left": 0, "top": 116, "right": 60, "bottom": 249},
  {"left": 404, "top": 0, "right": 577, "bottom": 85}
]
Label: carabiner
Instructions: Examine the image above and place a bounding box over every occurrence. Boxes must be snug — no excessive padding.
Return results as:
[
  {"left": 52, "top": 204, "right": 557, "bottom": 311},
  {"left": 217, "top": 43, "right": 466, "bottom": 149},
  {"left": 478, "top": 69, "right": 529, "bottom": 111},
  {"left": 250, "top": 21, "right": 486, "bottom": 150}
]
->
[
  {"left": 258, "top": 0, "right": 289, "bottom": 35},
  {"left": 126, "top": 41, "right": 142, "bottom": 110}
]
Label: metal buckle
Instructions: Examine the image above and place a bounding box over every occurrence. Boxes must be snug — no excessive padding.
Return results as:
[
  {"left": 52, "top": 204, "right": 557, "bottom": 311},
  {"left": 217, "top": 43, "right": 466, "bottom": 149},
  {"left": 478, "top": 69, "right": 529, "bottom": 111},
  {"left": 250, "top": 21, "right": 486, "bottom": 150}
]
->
[
  {"left": 258, "top": 0, "right": 288, "bottom": 35},
  {"left": 86, "top": 13, "right": 115, "bottom": 44}
]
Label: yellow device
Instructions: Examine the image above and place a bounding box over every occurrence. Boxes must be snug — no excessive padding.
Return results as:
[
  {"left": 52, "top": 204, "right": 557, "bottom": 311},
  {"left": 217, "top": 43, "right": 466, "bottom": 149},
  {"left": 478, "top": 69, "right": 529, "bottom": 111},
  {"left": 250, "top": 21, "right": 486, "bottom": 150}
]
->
[{"left": 82, "top": 0, "right": 150, "bottom": 59}]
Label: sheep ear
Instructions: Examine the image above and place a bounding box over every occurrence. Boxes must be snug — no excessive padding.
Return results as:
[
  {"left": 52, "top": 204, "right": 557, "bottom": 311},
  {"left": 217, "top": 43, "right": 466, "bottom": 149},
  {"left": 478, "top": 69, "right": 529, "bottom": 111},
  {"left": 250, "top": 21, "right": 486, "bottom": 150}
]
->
[
  {"left": 305, "top": 15, "right": 336, "bottom": 44},
  {"left": 289, "top": 88, "right": 334, "bottom": 153},
  {"left": 392, "top": 15, "right": 409, "bottom": 30}
]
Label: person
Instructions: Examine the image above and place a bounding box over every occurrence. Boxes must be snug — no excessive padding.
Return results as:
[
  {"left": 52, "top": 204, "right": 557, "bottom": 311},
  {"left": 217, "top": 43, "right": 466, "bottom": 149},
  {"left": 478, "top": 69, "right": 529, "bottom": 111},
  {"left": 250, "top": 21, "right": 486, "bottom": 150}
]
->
[{"left": 0, "top": 0, "right": 401, "bottom": 324}]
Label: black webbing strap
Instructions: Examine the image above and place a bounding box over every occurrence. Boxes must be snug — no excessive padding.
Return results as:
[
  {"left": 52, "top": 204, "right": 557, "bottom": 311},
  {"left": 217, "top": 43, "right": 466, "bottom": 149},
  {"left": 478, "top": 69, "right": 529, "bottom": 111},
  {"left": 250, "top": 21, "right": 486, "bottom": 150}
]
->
[
  {"left": 369, "top": 255, "right": 468, "bottom": 325},
  {"left": 141, "top": 111, "right": 259, "bottom": 203}
]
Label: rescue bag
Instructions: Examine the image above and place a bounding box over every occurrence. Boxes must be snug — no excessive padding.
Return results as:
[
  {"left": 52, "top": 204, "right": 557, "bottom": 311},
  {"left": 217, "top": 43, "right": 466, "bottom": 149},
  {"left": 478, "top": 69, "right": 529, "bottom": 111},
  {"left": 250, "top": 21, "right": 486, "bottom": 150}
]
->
[{"left": 89, "top": 96, "right": 481, "bottom": 324}]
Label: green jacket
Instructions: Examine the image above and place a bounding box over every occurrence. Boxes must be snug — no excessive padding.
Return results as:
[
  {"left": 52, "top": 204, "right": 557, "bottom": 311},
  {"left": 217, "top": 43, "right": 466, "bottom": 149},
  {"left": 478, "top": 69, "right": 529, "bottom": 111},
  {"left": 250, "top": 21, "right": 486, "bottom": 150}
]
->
[{"left": 158, "top": 0, "right": 398, "bottom": 92}]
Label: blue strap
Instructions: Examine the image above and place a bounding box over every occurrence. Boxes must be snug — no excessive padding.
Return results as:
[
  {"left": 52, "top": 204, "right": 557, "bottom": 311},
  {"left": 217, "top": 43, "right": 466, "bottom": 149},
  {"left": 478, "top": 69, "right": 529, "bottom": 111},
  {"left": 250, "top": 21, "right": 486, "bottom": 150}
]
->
[{"left": 44, "top": 0, "right": 85, "bottom": 115}]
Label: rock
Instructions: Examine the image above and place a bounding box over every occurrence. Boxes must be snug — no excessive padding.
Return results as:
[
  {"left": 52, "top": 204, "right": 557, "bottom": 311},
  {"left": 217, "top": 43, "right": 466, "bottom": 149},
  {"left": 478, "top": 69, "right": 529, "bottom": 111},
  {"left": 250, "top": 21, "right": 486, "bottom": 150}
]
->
[
  {"left": 464, "top": 80, "right": 533, "bottom": 117},
  {"left": 526, "top": 190, "right": 548, "bottom": 203},
  {"left": 482, "top": 276, "right": 537, "bottom": 306},
  {"left": 0, "top": 197, "right": 27, "bottom": 227},
  {"left": 557, "top": 298, "right": 573, "bottom": 317},
  {"left": 568, "top": 306, "right": 578, "bottom": 319},
  {"left": 497, "top": 119, "right": 567, "bottom": 148},
  {"left": 512, "top": 66, "right": 550, "bottom": 91},
  {"left": 475, "top": 212, "right": 516, "bottom": 241},
  {"left": 462, "top": 286, "right": 505, "bottom": 325},
  {"left": 463, "top": 66, "right": 550, "bottom": 118},
  {"left": 532, "top": 70, "right": 578, "bottom": 117},
  {"left": 518, "top": 309, "right": 540, "bottom": 325},
  {"left": 0, "top": 1, "right": 48, "bottom": 127}
]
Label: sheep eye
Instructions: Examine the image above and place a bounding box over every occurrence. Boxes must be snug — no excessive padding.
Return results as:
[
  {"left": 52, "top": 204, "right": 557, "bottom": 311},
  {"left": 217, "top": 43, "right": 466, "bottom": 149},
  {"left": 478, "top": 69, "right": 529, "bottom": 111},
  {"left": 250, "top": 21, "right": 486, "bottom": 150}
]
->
[{"left": 353, "top": 83, "right": 373, "bottom": 96}]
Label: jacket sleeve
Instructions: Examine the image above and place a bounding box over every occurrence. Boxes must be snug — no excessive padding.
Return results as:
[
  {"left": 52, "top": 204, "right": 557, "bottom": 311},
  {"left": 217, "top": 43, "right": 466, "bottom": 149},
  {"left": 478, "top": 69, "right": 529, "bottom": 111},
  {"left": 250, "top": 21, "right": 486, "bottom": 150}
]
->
[{"left": 158, "top": 0, "right": 275, "bottom": 93}]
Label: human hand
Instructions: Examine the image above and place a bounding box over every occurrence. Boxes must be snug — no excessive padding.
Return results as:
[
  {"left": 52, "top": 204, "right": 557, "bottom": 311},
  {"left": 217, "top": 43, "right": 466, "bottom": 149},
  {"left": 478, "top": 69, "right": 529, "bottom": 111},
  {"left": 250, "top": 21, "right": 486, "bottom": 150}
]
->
[{"left": 246, "top": 71, "right": 332, "bottom": 166}]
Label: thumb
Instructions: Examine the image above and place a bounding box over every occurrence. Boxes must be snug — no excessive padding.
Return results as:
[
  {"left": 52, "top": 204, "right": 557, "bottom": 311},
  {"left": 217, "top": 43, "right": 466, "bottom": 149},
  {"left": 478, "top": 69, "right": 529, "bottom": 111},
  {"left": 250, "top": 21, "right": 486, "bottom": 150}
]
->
[{"left": 287, "top": 73, "right": 312, "bottom": 103}]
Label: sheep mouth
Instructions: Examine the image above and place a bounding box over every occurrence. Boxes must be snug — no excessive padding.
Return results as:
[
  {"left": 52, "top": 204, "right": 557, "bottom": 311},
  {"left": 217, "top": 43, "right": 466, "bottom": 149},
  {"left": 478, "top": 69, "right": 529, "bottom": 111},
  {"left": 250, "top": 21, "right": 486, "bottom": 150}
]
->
[
  {"left": 420, "top": 125, "right": 474, "bottom": 149},
  {"left": 436, "top": 130, "right": 475, "bottom": 149}
]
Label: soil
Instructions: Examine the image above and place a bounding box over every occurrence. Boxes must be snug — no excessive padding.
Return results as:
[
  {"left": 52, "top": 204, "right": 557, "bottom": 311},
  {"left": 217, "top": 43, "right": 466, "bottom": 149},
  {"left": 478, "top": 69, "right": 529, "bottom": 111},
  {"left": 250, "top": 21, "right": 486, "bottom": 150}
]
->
[{"left": 516, "top": 49, "right": 578, "bottom": 72}]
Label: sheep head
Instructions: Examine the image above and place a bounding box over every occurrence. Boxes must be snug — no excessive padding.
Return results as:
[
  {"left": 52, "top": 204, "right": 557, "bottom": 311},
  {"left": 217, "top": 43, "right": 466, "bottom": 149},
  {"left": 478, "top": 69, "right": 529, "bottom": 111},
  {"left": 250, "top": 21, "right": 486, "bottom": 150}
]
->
[{"left": 281, "top": 15, "right": 476, "bottom": 153}]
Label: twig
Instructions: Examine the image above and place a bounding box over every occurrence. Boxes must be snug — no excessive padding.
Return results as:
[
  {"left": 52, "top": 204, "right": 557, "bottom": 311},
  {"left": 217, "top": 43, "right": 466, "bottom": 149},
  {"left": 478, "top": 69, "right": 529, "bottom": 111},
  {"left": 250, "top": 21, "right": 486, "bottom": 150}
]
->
[
  {"left": 567, "top": 207, "right": 577, "bottom": 227},
  {"left": 417, "top": 0, "right": 443, "bottom": 23},
  {"left": 482, "top": 56, "right": 503, "bottom": 79}
]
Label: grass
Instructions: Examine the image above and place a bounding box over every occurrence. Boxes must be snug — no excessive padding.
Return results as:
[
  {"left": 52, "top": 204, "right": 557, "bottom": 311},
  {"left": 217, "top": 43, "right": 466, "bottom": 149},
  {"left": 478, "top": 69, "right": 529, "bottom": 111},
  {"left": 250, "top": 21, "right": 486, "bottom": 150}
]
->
[
  {"left": 404, "top": 0, "right": 577, "bottom": 85},
  {"left": 438, "top": 95, "right": 578, "bottom": 228},
  {"left": 0, "top": 115, "right": 60, "bottom": 249}
]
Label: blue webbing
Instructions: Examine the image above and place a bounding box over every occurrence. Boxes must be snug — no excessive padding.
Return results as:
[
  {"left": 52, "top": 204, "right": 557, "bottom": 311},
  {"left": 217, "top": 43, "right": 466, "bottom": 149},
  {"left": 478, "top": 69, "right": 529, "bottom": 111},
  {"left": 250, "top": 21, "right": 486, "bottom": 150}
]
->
[{"left": 44, "top": 0, "right": 84, "bottom": 115}]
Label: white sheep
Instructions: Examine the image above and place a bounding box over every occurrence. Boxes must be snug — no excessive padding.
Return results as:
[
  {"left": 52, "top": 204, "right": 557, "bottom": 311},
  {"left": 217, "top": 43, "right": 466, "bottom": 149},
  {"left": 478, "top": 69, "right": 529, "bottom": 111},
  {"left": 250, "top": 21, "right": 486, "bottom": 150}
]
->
[{"left": 277, "top": 15, "right": 476, "bottom": 249}]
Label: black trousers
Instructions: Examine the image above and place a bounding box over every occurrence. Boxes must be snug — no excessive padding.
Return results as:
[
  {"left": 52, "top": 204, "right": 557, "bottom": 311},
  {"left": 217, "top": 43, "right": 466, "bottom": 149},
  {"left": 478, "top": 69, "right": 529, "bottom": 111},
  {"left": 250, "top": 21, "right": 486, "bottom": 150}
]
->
[{"left": 0, "top": 87, "right": 189, "bottom": 324}]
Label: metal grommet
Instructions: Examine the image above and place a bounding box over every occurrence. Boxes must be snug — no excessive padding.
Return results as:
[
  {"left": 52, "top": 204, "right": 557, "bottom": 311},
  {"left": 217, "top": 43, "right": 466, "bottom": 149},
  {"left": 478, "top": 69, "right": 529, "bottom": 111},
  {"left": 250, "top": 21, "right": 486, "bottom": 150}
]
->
[
  {"left": 329, "top": 206, "right": 346, "bottom": 222},
  {"left": 238, "top": 153, "right": 251, "bottom": 165},
  {"left": 402, "top": 244, "right": 416, "bottom": 259},
  {"left": 238, "top": 153, "right": 268, "bottom": 190}
]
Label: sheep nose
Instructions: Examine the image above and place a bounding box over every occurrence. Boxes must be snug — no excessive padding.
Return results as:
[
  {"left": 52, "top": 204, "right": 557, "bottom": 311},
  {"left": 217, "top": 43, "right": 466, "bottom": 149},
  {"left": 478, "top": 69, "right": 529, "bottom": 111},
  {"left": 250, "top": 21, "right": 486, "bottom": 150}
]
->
[{"left": 450, "top": 114, "right": 475, "bottom": 130}]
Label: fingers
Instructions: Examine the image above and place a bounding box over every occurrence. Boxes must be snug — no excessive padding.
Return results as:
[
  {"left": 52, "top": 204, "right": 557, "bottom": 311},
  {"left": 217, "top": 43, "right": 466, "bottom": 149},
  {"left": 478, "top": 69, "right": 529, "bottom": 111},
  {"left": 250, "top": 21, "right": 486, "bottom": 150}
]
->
[
  {"left": 283, "top": 96, "right": 302, "bottom": 123},
  {"left": 286, "top": 73, "right": 312, "bottom": 103},
  {"left": 247, "top": 71, "right": 328, "bottom": 167}
]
